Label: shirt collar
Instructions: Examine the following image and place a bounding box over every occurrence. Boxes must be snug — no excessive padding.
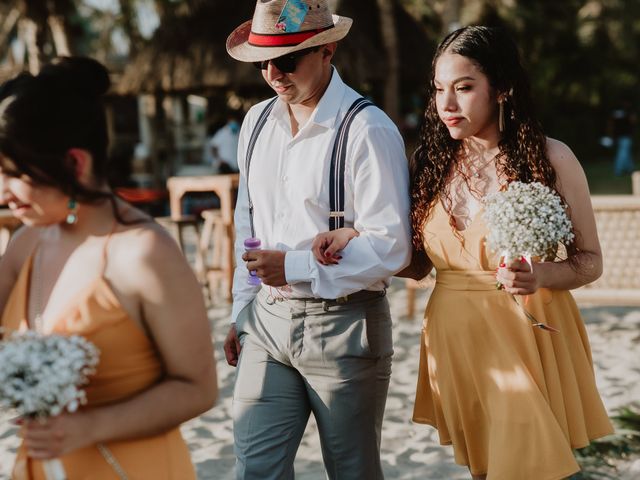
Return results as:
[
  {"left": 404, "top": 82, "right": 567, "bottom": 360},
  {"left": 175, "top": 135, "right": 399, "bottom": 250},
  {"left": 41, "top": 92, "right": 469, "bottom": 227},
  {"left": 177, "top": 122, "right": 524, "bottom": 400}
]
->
[
  {"left": 270, "top": 67, "right": 347, "bottom": 132},
  {"left": 311, "top": 67, "right": 347, "bottom": 129}
]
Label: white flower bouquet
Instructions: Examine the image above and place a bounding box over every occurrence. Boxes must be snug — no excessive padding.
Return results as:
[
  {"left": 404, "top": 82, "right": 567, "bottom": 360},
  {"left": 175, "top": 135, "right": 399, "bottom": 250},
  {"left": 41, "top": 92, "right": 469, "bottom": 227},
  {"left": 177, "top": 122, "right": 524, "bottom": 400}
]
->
[
  {"left": 483, "top": 181, "right": 574, "bottom": 263},
  {"left": 0, "top": 330, "right": 99, "bottom": 480},
  {"left": 483, "top": 181, "right": 575, "bottom": 332}
]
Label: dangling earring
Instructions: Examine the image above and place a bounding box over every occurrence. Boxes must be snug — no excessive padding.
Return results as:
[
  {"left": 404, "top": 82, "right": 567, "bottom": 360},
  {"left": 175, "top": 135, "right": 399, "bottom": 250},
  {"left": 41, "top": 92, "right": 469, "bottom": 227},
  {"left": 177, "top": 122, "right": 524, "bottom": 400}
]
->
[
  {"left": 498, "top": 99, "right": 505, "bottom": 133},
  {"left": 66, "top": 198, "right": 78, "bottom": 225}
]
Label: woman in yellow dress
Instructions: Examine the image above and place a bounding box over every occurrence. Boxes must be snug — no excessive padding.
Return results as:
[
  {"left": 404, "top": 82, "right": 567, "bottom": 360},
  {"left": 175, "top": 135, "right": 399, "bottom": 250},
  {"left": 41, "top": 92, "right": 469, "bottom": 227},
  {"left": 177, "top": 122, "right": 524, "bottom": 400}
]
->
[
  {"left": 0, "top": 57, "right": 217, "bottom": 479},
  {"left": 312, "top": 26, "right": 613, "bottom": 479}
]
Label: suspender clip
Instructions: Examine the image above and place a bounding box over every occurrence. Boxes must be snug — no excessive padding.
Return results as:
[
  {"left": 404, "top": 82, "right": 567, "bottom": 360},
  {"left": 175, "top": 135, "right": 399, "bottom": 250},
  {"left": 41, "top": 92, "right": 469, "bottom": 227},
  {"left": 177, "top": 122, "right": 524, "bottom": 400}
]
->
[{"left": 329, "top": 211, "right": 345, "bottom": 218}]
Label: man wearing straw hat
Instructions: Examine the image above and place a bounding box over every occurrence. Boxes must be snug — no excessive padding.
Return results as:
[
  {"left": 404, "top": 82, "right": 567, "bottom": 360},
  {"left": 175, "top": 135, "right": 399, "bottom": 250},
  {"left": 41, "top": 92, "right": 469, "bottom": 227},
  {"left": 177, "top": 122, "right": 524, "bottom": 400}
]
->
[{"left": 224, "top": 1, "right": 410, "bottom": 478}]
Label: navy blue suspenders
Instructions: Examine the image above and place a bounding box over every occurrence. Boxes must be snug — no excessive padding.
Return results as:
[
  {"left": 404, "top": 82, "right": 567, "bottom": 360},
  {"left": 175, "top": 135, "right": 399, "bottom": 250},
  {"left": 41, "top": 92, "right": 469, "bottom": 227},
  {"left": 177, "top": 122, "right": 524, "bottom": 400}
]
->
[
  {"left": 245, "top": 97, "right": 278, "bottom": 239},
  {"left": 245, "top": 97, "right": 373, "bottom": 237},
  {"left": 328, "top": 98, "right": 373, "bottom": 230}
]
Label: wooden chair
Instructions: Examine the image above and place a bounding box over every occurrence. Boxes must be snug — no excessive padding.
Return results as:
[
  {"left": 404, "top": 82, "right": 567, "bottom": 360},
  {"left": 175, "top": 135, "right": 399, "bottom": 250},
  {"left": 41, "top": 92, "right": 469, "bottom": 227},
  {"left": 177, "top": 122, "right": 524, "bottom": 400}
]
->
[
  {"left": 197, "top": 209, "right": 230, "bottom": 302},
  {"left": 404, "top": 274, "right": 436, "bottom": 318}
]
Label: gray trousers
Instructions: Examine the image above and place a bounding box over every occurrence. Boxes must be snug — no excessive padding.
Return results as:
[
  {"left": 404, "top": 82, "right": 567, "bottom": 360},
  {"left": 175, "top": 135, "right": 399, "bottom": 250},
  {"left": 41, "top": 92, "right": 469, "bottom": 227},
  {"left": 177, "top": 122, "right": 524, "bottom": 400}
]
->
[{"left": 233, "top": 289, "right": 393, "bottom": 480}]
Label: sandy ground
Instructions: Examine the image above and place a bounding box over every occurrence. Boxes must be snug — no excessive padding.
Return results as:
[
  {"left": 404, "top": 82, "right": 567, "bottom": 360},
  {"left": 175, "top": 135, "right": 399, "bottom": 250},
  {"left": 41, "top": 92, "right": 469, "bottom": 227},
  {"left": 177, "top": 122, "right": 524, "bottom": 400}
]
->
[{"left": 1, "top": 282, "right": 639, "bottom": 479}]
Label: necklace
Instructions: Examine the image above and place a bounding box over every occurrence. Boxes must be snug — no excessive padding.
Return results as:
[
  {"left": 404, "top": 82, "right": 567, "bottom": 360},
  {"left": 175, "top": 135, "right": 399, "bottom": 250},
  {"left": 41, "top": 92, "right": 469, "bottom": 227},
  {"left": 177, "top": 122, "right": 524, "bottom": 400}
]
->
[{"left": 464, "top": 153, "right": 497, "bottom": 178}]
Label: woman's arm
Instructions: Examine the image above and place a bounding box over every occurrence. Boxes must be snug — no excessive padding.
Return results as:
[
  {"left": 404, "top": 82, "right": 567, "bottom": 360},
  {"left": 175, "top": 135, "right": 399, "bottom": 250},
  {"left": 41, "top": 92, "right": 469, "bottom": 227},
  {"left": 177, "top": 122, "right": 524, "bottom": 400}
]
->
[
  {"left": 0, "top": 226, "right": 38, "bottom": 316},
  {"left": 24, "top": 225, "right": 217, "bottom": 459},
  {"left": 395, "top": 248, "right": 433, "bottom": 280},
  {"left": 497, "top": 138, "right": 602, "bottom": 294}
]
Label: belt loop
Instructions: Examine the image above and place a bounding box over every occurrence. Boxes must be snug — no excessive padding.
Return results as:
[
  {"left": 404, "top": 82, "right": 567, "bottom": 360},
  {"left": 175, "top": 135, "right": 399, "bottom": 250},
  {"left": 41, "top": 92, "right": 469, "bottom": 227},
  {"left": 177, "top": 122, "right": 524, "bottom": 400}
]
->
[{"left": 322, "top": 300, "right": 330, "bottom": 312}]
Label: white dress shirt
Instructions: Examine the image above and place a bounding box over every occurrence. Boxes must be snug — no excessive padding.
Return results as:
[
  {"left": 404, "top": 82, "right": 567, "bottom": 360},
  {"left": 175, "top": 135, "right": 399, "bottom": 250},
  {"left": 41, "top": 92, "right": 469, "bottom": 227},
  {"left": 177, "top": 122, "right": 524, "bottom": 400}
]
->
[{"left": 231, "top": 68, "right": 411, "bottom": 323}]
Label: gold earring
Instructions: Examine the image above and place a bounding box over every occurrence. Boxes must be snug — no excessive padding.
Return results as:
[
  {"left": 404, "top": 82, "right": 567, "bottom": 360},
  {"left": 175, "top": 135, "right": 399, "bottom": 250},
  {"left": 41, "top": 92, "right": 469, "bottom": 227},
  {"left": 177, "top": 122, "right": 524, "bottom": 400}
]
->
[
  {"left": 499, "top": 100, "right": 505, "bottom": 133},
  {"left": 66, "top": 198, "right": 78, "bottom": 225}
]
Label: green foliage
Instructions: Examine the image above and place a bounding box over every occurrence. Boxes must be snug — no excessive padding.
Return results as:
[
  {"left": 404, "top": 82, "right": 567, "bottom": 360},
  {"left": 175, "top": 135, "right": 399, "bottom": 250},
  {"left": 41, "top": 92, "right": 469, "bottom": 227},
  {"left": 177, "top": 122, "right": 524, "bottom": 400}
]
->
[
  {"left": 400, "top": 0, "right": 640, "bottom": 164},
  {"left": 574, "top": 403, "right": 640, "bottom": 478}
]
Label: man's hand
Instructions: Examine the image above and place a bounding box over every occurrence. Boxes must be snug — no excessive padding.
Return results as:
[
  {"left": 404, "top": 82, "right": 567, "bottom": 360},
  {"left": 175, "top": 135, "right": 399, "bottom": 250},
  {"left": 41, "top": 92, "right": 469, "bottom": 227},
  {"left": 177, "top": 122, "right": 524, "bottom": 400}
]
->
[
  {"left": 242, "top": 249, "right": 287, "bottom": 286},
  {"left": 223, "top": 324, "right": 242, "bottom": 367}
]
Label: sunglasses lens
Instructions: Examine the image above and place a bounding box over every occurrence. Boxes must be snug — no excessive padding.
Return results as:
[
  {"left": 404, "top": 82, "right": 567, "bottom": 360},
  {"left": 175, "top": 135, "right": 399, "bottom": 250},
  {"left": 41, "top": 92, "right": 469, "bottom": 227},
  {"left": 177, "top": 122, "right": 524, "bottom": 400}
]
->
[
  {"left": 272, "top": 56, "right": 296, "bottom": 73},
  {"left": 253, "top": 48, "right": 316, "bottom": 73}
]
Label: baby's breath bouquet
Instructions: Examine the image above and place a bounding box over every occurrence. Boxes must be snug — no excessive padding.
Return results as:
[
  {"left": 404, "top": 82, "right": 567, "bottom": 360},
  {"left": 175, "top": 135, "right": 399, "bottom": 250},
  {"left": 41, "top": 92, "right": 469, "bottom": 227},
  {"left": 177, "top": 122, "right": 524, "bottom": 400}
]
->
[
  {"left": 483, "top": 181, "right": 575, "bottom": 332},
  {"left": 483, "top": 181, "right": 574, "bottom": 263},
  {"left": 0, "top": 330, "right": 99, "bottom": 480}
]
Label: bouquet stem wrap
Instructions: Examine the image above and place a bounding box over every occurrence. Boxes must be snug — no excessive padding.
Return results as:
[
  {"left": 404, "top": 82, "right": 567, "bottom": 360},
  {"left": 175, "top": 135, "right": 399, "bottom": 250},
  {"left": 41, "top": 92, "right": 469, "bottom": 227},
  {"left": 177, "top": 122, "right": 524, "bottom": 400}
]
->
[{"left": 42, "top": 459, "right": 67, "bottom": 480}]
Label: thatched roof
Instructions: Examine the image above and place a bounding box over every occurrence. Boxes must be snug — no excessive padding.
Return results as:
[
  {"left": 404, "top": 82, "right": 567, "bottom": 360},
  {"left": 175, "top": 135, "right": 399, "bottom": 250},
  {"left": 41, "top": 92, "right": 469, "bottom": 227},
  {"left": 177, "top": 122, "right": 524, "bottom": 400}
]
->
[
  {"left": 116, "top": 2, "right": 262, "bottom": 95},
  {"left": 116, "top": 0, "right": 434, "bottom": 97}
]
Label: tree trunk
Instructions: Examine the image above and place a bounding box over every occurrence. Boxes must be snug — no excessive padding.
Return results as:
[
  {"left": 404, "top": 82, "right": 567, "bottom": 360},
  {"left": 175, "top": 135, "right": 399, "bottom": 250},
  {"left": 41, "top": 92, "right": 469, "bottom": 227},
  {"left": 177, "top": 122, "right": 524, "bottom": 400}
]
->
[
  {"left": 118, "top": 0, "right": 144, "bottom": 57},
  {"left": 442, "top": 0, "right": 463, "bottom": 34},
  {"left": 47, "top": 15, "right": 71, "bottom": 56},
  {"left": 376, "top": 0, "right": 400, "bottom": 123},
  {"left": 18, "top": 18, "right": 40, "bottom": 74},
  {"left": 0, "top": 8, "right": 21, "bottom": 60}
]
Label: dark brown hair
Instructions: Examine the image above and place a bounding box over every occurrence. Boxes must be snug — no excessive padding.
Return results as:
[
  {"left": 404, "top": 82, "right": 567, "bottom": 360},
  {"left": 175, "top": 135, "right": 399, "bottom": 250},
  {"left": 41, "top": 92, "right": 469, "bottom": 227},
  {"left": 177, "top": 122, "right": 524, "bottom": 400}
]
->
[{"left": 0, "top": 57, "right": 139, "bottom": 224}]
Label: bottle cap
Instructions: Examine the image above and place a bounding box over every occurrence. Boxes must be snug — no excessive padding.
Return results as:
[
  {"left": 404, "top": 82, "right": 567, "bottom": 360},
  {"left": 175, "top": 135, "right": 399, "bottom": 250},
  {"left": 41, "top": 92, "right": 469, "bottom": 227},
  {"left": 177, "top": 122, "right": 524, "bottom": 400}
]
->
[{"left": 244, "top": 237, "right": 261, "bottom": 249}]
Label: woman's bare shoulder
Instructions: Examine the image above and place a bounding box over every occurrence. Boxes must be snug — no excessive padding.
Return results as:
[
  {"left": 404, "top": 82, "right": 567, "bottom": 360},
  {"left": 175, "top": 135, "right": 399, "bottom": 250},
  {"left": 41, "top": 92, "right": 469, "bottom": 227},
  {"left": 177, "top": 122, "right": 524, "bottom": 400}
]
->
[
  {"left": 111, "top": 219, "right": 181, "bottom": 261},
  {"left": 545, "top": 137, "right": 588, "bottom": 187},
  {"left": 546, "top": 137, "right": 580, "bottom": 167}
]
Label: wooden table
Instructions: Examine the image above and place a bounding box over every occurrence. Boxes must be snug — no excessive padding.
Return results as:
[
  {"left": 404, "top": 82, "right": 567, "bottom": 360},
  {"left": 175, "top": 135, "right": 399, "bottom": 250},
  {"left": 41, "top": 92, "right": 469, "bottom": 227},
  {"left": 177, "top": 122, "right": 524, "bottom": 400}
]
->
[{"left": 166, "top": 174, "right": 239, "bottom": 300}]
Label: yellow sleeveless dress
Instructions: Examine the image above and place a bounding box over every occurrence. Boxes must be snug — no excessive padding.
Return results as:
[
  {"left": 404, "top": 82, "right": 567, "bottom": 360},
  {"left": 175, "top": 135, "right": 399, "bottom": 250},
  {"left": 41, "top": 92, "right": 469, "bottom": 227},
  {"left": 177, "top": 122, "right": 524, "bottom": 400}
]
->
[
  {"left": 1, "top": 238, "right": 197, "bottom": 479},
  {"left": 413, "top": 201, "right": 614, "bottom": 479}
]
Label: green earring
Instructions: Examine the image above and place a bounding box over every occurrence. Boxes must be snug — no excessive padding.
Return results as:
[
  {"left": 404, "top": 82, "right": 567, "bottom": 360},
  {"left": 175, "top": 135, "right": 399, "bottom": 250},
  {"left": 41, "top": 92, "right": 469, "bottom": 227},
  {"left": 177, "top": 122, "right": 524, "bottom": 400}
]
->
[{"left": 66, "top": 198, "right": 78, "bottom": 225}]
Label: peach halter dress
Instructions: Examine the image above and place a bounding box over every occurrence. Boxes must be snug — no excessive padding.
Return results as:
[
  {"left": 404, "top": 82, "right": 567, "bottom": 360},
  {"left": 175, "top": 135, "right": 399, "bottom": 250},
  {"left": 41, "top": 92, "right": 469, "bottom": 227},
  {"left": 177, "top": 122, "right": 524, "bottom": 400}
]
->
[
  {"left": 412, "top": 201, "right": 613, "bottom": 480},
  {"left": 1, "top": 233, "right": 196, "bottom": 480}
]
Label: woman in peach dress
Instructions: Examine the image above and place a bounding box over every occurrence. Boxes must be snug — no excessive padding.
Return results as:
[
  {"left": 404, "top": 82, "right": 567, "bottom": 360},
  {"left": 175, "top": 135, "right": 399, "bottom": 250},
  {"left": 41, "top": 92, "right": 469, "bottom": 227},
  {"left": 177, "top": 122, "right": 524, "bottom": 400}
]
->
[
  {"left": 0, "top": 57, "right": 217, "bottom": 479},
  {"left": 313, "top": 26, "right": 613, "bottom": 479}
]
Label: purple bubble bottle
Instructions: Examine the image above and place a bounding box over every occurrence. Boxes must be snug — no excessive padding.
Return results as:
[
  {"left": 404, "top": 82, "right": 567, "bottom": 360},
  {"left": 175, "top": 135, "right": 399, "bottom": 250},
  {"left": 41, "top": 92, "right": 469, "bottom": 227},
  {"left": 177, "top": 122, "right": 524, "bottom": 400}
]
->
[{"left": 244, "top": 237, "right": 262, "bottom": 286}]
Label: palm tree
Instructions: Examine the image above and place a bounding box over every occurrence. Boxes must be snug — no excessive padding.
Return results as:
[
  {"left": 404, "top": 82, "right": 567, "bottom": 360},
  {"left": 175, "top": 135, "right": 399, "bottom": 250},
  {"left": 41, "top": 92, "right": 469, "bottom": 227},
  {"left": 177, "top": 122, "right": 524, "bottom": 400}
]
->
[{"left": 376, "top": 0, "right": 400, "bottom": 122}]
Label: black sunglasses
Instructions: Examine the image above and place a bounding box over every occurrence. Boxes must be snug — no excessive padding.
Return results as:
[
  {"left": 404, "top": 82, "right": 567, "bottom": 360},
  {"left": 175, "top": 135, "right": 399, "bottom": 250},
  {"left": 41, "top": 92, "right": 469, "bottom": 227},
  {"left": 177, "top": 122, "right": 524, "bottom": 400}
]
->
[{"left": 253, "top": 47, "right": 319, "bottom": 74}]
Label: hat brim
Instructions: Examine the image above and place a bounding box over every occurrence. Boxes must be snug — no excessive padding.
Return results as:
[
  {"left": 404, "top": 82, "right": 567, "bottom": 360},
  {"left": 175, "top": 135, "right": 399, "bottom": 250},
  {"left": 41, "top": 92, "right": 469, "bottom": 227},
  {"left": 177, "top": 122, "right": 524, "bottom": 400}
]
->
[{"left": 226, "top": 15, "right": 352, "bottom": 62}]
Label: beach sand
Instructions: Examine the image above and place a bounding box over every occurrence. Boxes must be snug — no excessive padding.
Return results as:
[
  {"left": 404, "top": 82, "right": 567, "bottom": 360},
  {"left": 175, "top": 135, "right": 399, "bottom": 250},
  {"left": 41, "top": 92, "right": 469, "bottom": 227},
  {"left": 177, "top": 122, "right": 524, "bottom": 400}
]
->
[{"left": 1, "top": 281, "right": 639, "bottom": 479}]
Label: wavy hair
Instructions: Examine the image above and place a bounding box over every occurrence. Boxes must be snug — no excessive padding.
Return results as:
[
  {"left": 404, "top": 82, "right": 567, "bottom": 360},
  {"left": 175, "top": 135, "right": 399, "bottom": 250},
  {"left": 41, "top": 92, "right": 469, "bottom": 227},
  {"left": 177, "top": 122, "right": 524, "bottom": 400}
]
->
[{"left": 410, "top": 26, "right": 558, "bottom": 251}]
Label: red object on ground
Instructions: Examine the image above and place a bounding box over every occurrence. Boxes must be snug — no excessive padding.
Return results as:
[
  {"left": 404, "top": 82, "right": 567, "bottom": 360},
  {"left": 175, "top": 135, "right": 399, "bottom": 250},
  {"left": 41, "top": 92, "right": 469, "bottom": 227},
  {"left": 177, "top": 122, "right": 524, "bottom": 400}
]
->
[{"left": 115, "top": 188, "right": 168, "bottom": 204}]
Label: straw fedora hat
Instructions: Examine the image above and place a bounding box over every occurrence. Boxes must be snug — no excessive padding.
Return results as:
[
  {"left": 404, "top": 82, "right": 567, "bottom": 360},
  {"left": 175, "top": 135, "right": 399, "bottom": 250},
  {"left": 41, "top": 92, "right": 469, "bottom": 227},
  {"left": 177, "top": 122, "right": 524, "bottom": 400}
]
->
[{"left": 227, "top": 0, "right": 352, "bottom": 62}]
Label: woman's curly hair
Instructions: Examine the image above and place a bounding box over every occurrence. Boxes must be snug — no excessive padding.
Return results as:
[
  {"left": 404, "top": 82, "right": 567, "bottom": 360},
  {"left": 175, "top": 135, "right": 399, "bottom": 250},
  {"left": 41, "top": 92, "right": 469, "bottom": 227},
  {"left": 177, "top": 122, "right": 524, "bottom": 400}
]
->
[{"left": 410, "top": 26, "right": 558, "bottom": 251}]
